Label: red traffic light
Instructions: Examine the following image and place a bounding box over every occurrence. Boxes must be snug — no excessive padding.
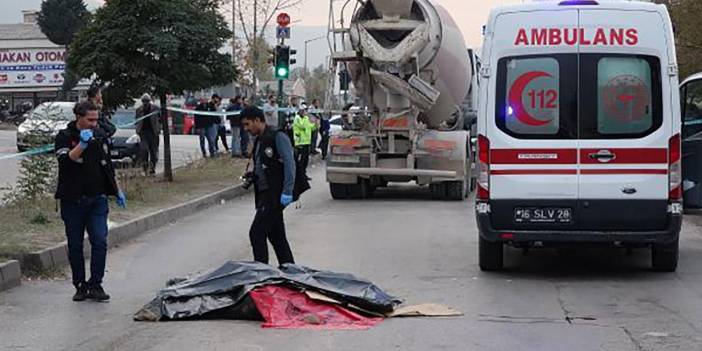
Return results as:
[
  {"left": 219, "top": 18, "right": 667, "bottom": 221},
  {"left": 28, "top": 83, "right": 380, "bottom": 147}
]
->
[{"left": 277, "top": 13, "right": 290, "bottom": 27}]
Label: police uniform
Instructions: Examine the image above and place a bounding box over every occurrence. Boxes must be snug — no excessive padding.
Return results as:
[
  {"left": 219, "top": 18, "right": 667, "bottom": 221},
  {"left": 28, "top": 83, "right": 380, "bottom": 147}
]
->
[{"left": 249, "top": 126, "right": 296, "bottom": 265}]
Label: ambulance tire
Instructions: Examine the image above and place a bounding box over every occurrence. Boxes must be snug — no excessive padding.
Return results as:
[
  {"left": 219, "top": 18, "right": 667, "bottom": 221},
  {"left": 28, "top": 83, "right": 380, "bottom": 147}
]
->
[
  {"left": 651, "top": 239, "right": 678, "bottom": 272},
  {"left": 479, "top": 236, "right": 504, "bottom": 271},
  {"left": 329, "top": 183, "right": 348, "bottom": 200}
]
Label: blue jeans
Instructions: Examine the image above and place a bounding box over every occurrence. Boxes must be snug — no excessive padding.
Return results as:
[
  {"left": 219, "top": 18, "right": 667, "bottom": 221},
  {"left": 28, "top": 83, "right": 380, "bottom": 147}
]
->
[
  {"left": 198, "top": 125, "right": 217, "bottom": 158},
  {"left": 60, "top": 195, "right": 109, "bottom": 287},
  {"left": 231, "top": 126, "right": 242, "bottom": 156}
]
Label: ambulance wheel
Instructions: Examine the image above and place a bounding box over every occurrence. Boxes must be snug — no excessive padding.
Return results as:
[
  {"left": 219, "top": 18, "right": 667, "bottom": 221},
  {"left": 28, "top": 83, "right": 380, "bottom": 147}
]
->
[
  {"left": 479, "top": 236, "right": 504, "bottom": 271},
  {"left": 329, "top": 183, "right": 348, "bottom": 200},
  {"left": 651, "top": 239, "right": 679, "bottom": 272}
]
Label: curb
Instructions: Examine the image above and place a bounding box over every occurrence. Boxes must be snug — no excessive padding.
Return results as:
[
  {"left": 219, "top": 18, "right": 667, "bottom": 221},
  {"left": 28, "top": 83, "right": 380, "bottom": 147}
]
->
[
  {"left": 16, "top": 183, "right": 251, "bottom": 283},
  {"left": 0, "top": 260, "right": 21, "bottom": 291}
]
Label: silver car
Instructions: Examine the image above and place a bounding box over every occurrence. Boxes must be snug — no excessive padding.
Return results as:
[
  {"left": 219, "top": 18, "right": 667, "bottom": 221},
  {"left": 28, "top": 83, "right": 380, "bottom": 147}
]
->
[{"left": 16, "top": 102, "right": 74, "bottom": 152}]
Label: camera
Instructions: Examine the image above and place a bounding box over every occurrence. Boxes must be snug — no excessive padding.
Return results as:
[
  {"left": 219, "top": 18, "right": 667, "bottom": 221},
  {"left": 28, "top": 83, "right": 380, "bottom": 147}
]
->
[{"left": 241, "top": 171, "right": 256, "bottom": 190}]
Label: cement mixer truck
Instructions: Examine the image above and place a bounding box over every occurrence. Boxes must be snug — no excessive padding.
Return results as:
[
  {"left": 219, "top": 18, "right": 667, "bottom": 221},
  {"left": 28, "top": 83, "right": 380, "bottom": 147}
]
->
[{"left": 325, "top": 0, "right": 474, "bottom": 200}]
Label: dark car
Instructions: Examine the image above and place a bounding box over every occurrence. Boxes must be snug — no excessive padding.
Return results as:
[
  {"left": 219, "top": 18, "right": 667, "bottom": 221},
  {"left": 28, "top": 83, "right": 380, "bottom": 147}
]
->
[{"left": 109, "top": 109, "right": 142, "bottom": 167}]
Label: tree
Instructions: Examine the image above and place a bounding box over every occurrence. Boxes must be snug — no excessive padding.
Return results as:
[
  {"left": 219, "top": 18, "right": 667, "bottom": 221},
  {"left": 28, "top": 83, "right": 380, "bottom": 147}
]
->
[
  {"left": 68, "top": 0, "right": 237, "bottom": 181},
  {"left": 223, "top": 0, "right": 305, "bottom": 90},
  {"left": 290, "top": 64, "right": 328, "bottom": 105},
  {"left": 655, "top": 0, "right": 702, "bottom": 78},
  {"left": 37, "top": 0, "right": 90, "bottom": 93}
]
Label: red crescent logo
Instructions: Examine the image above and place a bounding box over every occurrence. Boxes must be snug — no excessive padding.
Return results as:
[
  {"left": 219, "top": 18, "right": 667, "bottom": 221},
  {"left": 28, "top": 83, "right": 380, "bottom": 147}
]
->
[{"left": 508, "top": 71, "right": 553, "bottom": 126}]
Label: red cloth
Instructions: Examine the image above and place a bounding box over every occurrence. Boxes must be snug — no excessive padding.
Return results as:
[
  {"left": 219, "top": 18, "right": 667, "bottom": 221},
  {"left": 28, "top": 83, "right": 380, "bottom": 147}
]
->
[{"left": 249, "top": 285, "right": 384, "bottom": 330}]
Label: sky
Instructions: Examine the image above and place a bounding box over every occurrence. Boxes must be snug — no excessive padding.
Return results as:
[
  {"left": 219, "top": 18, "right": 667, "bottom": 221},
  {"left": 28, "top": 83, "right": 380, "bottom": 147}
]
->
[{"left": 0, "top": 0, "right": 524, "bottom": 68}]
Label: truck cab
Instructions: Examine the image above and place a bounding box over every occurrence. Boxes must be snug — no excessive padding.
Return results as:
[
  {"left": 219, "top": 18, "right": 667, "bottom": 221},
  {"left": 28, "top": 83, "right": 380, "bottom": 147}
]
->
[{"left": 476, "top": 0, "right": 682, "bottom": 271}]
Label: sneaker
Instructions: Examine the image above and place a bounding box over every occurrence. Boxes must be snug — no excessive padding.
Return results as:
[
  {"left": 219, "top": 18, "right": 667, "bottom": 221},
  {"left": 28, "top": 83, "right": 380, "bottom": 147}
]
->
[
  {"left": 72, "top": 283, "right": 88, "bottom": 302},
  {"left": 87, "top": 285, "right": 111, "bottom": 302}
]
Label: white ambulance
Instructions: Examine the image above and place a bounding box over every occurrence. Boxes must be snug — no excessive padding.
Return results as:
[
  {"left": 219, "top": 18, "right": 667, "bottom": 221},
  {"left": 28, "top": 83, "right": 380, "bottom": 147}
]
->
[{"left": 476, "top": 0, "right": 682, "bottom": 271}]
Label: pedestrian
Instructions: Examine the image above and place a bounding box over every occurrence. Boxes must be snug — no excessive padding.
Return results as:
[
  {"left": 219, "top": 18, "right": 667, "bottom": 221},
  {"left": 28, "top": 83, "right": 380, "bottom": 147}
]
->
[
  {"left": 54, "top": 100, "right": 126, "bottom": 302},
  {"left": 212, "top": 94, "right": 229, "bottom": 153},
  {"left": 241, "top": 106, "right": 296, "bottom": 265},
  {"left": 319, "top": 113, "right": 331, "bottom": 160},
  {"left": 226, "top": 96, "right": 243, "bottom": 157},
  {"left": 263, "top": 94, "right": 279, "bottom": 129},
  {"left": 240, "top": 97, "right": 251, "bottom": 156},
  {"left": 293, "top": 104, "right": 317, "bottom": 181},
  {"left": 87, "top": 86, "right": 116, "bottom": 138},
  {"left": 135, "top": 93, "right": 160, "bottom": 175},
  {"left": 195, "top": 96, "right": 217, "bottom": 158},
  {"left": 309, "top": 99, "right": 322, "bottom": 155}
]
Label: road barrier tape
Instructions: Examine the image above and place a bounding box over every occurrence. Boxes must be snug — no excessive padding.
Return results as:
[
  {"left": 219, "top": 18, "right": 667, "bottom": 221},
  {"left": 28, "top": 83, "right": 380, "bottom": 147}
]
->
[
  {"left": 0, "top": 110, "right": 161, "bottom": 161},
  {"left": 0, "top": 105, "right": 367, "bottom": 161}
]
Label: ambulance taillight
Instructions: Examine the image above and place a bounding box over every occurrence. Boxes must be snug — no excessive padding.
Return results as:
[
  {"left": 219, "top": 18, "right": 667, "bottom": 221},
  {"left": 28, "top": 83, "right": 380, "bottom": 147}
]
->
[
  {"left": 669, "top": 134, "right": 682, "bottom": 201},
  {"left": 477, "top": 134, "right": 490, "bottom": 200}
]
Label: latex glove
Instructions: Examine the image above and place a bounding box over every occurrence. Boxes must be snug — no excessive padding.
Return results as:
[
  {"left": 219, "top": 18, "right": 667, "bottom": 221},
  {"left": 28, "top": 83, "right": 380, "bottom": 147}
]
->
[
  {"left": 79, "top": 129, "right": 93, "bottom": 149},
  {"left": 116, "top": 191, "right": 127, "bottom": 209},
  {"left": 280, "top": 194, "right": 293, "bottom": 207}
]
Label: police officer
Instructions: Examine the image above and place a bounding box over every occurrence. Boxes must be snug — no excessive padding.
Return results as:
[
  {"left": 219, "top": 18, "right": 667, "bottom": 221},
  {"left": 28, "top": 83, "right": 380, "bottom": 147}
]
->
[
  {"left": 241, "top": 106, "right": 296, "bottom": 265},
  {"left": 54, "top": 100, "right": 126, "bottom": 302}
]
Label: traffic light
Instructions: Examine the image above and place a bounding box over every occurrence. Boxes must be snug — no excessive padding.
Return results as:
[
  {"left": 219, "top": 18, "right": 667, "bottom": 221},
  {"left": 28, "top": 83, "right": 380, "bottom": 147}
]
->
[
  {"left": 275, "top": 45, "right": 290, "bottom": 79},
  {"left": 339, "top": 68, "right": 351, "bottom": 91},
  {"left": 289, "top": 48, "right": 297, "bottom": 66},
  {"left": 267, "top": 47, "right": 276, "bottom": 65}
]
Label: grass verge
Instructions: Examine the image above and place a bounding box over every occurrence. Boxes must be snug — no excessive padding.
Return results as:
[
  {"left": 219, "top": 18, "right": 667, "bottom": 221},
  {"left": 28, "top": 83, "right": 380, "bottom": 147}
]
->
[{"left": 0, "top": 156, "right": 246, "bottom": 261}]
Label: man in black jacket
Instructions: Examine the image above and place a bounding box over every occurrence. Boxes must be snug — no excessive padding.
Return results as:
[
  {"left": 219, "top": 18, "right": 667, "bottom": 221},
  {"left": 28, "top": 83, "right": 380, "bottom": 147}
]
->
[
  {"left": 54, "top": 100, "right": 126, "bottom": 302},
  {"left": 135, "top": 94, "right": 160, "bottom": 175},
  {"left": 241, "top": 106, "right": 296, "bottom": 265}
]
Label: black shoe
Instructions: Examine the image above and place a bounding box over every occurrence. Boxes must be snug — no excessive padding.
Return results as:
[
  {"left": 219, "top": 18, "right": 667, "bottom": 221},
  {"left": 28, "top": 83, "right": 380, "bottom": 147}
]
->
[
  {"left": 87, "top": 285, "right": 111, "bottom": 302},
  {"left": 306, "top": 176, "right": 312, "bottom": 181},
  {"left": 72, "top": 282, "right": 88, "bottom": 302}
]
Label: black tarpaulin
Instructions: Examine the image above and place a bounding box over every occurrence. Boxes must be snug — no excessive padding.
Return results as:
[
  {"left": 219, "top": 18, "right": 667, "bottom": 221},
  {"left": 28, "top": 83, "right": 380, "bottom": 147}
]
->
[{"left": 134, "top": 261, "right": 400, "bottom": 321}]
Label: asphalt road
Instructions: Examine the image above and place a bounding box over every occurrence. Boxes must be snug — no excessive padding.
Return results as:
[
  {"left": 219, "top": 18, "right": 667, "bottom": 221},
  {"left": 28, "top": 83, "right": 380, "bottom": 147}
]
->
[
  {"left": 0, "top": 130, "right": 206, "bottom": 193},
  {"left": 2, "top": 165, "right": 702, "bottom": 350}
]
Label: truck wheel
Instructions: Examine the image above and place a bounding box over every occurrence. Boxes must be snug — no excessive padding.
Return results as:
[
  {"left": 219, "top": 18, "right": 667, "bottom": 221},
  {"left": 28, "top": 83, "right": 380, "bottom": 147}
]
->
[
  {"left": 652, "top": 239, "right": 679, "bottom": 272},
  {"left": 479, "top": 236, "right": 504, "bottom": 271},
  {"left": 347, "top": 180, "right": 370, "bottom": 199},
  {"left": 430, "top": 183, "right": 445, "bottom": 200},
  {"left": 445, "top": 181, "right": 466, "bottom": 201},
  {"left": 329, "top": 183, "right": 348, "bottom": 200}
]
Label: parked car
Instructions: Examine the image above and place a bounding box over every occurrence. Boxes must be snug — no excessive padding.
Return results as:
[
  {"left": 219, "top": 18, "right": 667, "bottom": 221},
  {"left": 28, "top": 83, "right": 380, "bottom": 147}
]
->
[
  {"left": 16, "top": 102, "right": 73, "bottom": 152},
  {"left": 110, "top": 108, "right": 142, "bottom": 167}
]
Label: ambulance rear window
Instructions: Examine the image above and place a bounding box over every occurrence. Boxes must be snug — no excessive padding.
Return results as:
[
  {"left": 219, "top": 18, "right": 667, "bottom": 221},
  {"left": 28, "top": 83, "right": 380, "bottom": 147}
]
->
[
  {"left": 495, "top": 54, "right": 578, "bottom": 139},
  {"left": 579, "top": 55, "right": 662, "bottom": 139}
]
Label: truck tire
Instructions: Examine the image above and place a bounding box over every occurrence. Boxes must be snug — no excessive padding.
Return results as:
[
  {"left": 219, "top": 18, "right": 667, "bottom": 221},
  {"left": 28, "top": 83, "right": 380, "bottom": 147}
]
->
[
  {"left": 652, "top": 239, "right": 678, "bottom": 272},
  {"left": 479, "top": 236, "right": 504, "bottom": 271},
  {"left": 430, "top": 183, "right": 445, "bottom": 200},
  {"left": 445, "top": 181, "right": 466, "bottom": 201},
  {"left": 329, "top": 183, "right": 348, "bottom": 200},
  {"left": 347, "top": 180, "right": 371, "bottom": 199}
]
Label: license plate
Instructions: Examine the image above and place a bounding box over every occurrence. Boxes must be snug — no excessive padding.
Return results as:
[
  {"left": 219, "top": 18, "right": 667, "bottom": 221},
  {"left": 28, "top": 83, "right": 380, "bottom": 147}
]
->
[
  {"left": 515, "top": 207, "right": 572, "bottom": 224},
  {"left": 331, "top": 155, "right": 360, "bottom": 163},
  {"left": 111, "top": 150, "right": 120, "bottom": 156}
]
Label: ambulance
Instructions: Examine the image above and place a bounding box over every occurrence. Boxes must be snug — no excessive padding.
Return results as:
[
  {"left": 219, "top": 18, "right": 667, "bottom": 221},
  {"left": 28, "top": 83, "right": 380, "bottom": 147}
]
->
[{"left": 476, "top": 0, "right": 682, "bottom": 271}]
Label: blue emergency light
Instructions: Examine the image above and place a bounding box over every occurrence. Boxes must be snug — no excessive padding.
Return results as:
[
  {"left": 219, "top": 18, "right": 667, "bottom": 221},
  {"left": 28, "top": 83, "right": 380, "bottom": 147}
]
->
[{"left": 559, "top": 0, "right": 598, "bottom": 5}]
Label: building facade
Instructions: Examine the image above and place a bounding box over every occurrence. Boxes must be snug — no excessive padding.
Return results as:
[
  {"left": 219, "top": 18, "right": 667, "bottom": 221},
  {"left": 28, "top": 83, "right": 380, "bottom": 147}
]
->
[{"left": 0, "top": 10, "right": 89, "bottom": 112}]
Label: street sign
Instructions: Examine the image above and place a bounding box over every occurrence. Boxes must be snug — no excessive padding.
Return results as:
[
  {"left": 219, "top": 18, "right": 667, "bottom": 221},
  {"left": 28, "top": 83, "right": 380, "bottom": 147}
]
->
[
  {"left": 276, "top": 26, "right": 290, "bottom": 39},
  {"left": 276, "top": 13, "right": 291, "bottom": 27}
]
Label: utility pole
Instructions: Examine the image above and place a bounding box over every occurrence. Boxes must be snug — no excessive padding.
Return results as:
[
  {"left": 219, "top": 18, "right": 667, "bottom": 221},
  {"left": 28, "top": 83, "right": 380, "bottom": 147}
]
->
[{"left": 252, "top": 0, "right": 258, "bottom": 99}]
